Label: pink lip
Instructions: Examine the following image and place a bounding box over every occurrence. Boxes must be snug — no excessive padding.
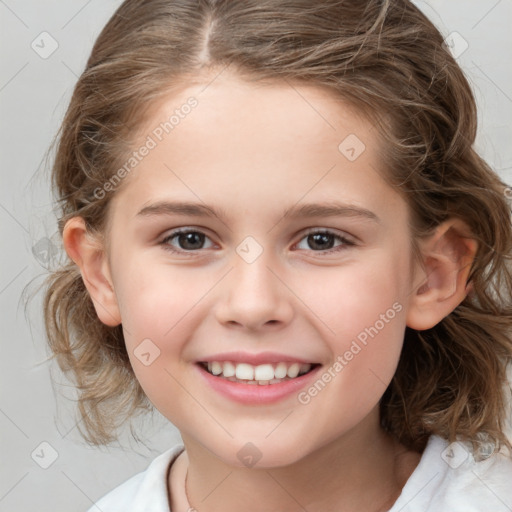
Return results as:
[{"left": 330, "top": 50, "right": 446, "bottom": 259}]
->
[
  {"left": 197, "top": 350, "right": 318, "bottom": 365},
  {"left": 195, "top": 363, "right": 322, "bottom": 405}
]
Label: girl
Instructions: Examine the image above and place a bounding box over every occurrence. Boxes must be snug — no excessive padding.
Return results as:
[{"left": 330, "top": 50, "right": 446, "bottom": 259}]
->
[{"left": 43, "top": 0, "right": 512, "bottom": 510}]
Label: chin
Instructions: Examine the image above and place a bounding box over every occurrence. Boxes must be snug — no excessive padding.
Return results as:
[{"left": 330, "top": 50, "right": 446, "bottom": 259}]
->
[{"left": 207, "top": 434, "right": 317, "bottom": 469}]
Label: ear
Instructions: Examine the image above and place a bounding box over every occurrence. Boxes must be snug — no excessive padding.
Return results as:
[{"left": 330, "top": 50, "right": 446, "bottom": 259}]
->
[
  {"left": 406, "top": 219, "right": 478, "bottom": 331},
  {"left": 62, "top": 217, "right": 121, "bottom": 327}
]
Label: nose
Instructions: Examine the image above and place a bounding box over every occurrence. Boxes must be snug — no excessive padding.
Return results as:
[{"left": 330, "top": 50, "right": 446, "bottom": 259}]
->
[{"left": 214, "top": 251, "right": 294, "bottom": 331}]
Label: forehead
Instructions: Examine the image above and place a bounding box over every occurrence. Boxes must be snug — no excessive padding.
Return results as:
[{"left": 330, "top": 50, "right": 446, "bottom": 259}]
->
[{"left": 107, "top": 72, "right": 405, "bottom": 227}]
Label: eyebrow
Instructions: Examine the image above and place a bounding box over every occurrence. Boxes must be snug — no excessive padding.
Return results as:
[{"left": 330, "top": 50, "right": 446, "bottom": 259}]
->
[{"left": 136, "top": 200, "right": 379, "bottom": 223}]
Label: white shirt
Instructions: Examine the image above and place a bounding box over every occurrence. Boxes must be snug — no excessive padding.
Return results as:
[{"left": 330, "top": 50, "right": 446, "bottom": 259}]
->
[{"left": 87, "top": 435, "right": 512, "bottom": 511}]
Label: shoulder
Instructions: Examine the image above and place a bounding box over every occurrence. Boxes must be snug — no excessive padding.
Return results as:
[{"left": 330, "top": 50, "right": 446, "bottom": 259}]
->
[
  {"left": 86, "top": 443, "right": 185, "bottom": 512},
  {"left": 390, "top": 435, "right": 512, "bottom": 512}
]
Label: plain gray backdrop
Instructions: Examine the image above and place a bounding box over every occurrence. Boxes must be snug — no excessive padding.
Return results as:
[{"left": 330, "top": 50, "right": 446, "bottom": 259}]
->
[{"left": 1, "top": 1, "right": 511, "bottom": 511}]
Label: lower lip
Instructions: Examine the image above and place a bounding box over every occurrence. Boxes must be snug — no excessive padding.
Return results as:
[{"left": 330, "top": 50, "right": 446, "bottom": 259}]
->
[{"left": 196, "top": 363, "right": 322, "bottom": 405}]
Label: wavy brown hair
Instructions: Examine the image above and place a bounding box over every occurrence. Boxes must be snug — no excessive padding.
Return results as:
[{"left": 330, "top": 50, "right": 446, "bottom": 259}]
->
[{"left": 43, "top": 0, "right": 512, "bottom": 451}]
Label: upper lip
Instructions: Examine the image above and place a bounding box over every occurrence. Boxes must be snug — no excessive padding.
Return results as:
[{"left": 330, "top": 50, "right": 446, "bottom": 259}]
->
[{"left": 198, "top": 351, "right": 318, "bottom": 365}]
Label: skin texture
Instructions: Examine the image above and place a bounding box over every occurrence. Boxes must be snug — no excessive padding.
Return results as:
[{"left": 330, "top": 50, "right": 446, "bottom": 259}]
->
[{"left": 63, "top": 71, "right": 477, "bottom": 512}]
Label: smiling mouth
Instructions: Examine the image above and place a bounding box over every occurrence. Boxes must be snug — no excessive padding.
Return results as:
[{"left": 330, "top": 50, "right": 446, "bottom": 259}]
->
[{"left": 198, "top": 361, "right": 320, "bottom": 385}]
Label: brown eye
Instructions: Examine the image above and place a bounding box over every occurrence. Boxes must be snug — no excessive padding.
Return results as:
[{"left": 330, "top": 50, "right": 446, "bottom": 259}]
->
[
  {"left": 307, "top": 233, "right": 336, "bottom": 250},
  {"left": 295, "top": 230, "right": 355, "bottom": 254},
  {"left": 160, "top": 229, "right": 214, "bottom": 253},
  {"left": 175, "top": 231, "right": 205, "bottom": 250}
]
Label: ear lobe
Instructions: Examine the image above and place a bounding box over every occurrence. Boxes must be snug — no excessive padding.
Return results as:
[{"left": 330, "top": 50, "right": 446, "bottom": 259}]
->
[
  {"left": 62, "top": 217, "right": 121, "bottom": 327},
  {"left": 406, "top": 219, "right": 478, "bottom": 331}
]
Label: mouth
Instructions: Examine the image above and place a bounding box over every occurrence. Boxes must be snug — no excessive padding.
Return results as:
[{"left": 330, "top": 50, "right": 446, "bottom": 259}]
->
[{"left": 197, "top": 361, "right": 320, "bottom": 386}]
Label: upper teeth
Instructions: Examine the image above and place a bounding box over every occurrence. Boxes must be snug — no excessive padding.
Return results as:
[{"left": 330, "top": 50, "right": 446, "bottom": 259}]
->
[{"left": 206, "top": 361, "right": 312, "bottom": 380}]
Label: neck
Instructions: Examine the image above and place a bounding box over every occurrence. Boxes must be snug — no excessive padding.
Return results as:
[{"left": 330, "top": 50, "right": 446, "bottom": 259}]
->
[{"left": 175, "top": 411, "right": 421, "bottom": 512}]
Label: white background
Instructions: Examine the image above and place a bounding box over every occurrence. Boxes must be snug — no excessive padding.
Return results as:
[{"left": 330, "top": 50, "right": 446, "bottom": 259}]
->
[{"left": 0, "top": 1, "right": 511, "bottom": 510}]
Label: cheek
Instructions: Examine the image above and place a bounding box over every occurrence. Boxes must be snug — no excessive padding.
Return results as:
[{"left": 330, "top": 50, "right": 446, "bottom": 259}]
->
[
  {"left": 114, "top": 256, "right": 207, "bottom": 346},
  {"left": 298, "top": 250, "right": 409, "bottom": 401},
  {"left": 299, "top": 247, "right": 410, "bottom": 337},
  {"left": 116, "top": 269, "right": 201, "bottom": 418},
  {"left": 111, "top": 254, "right": 218, "bottom": 407}
]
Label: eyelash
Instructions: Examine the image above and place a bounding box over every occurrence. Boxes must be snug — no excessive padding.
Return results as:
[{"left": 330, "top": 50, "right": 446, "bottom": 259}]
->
[{"left": 159, "top": 228, "right": 356, "bottom": 256}]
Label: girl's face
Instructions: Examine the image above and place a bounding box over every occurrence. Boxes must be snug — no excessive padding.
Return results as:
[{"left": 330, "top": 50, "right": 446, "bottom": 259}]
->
[{"left": 105, "top": 71, "right": 418, "bottom": 467}]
